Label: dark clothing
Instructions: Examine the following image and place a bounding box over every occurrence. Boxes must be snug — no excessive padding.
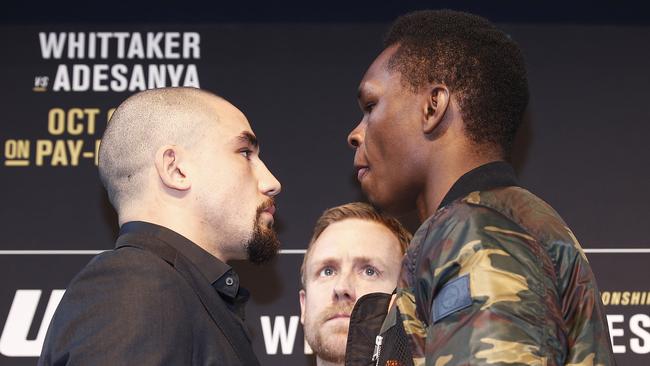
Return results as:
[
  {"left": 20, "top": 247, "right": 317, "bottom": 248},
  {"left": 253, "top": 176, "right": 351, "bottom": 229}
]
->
[
  {"left": 119, "top": 222, "right": 251, "bottom": 319},
  {"left": 438, "top": 161, "right": 519, "bottom": 209},
  {"left": 345, "top": 292, "right": 393, "bottom": 366},
  {"left": 39, "top": 221, "right": 260, "bottom": 366}
]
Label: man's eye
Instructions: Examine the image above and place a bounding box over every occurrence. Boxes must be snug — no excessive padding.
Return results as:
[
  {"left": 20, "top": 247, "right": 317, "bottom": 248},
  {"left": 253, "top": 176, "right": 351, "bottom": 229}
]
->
[
  {"left": 239, "top": 149, "right": 252, "bottom": 159},
  {"left": 319, "top": 267, "right": 335, "bottom": 277},
  {"left": 363, "top": 266, "right": 379, "bottom": 277},
  {"left": 364, "top": 102, "right": 376, "bottom": 113}
]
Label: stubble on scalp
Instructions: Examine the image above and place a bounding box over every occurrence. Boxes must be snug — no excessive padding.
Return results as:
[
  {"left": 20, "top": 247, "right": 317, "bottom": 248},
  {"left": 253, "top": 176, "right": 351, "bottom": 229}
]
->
[{"left": 98, "top": 87, "right": 222, "bottom": 212}]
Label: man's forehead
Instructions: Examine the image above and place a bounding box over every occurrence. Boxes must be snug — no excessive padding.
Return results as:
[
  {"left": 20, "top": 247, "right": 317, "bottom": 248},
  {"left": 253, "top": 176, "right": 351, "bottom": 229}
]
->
[
  {"left": 217, "top": 101, "right": 248, "bottom": 123},
  {"left": 212, "top": 106, "right": 254, "bottom": 140},
  {"left": 358, "top": 45, "right": 402, "bottom": 98},
  {"left": 307, "top": 249, "right": 377, "bottom": 267},
  {"left": 373, "top": 45, "right": 398, "bottom": 69},
  {"left": 306, "top": 219, "right": 399, "bottom": 265}
]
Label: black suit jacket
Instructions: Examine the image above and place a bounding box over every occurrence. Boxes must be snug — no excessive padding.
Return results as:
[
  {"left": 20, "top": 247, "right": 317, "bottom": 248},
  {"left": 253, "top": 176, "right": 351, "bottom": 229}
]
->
[{"left": 38, "top": 230, "right": 260, "bottom": 366}]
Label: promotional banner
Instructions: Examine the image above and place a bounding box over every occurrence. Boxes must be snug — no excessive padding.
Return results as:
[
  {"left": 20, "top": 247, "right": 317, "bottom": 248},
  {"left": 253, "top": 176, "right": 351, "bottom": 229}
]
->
[{"left": 0, "top": 24, "right": 648, "bottom": 365}]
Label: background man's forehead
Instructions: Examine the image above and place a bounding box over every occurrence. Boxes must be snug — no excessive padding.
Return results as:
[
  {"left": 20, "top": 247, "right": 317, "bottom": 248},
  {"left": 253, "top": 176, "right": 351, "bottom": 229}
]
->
[{"left": 308, "top": 246, "right": 387, "bottom": 263}]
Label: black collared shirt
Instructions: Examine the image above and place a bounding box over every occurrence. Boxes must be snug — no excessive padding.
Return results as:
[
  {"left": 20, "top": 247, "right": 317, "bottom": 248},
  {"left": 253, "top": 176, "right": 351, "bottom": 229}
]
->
[
  {"left": 438, "top": 161, "right": 520, "bottom": 210},
  {"left": 119, "top": 221, "right": 250, "bottom": 320}
]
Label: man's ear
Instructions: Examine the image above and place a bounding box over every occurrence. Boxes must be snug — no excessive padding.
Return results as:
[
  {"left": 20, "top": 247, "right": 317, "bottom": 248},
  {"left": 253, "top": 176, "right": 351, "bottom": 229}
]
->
[
  {"left": 154, "top": 145, "right": 191, "bottom": 191},
  {"left": 299, "top": 289, "right": 306, "bottom": 324},
  {"left": 422, "top": 84, "right": 450, "bottom": 135}
]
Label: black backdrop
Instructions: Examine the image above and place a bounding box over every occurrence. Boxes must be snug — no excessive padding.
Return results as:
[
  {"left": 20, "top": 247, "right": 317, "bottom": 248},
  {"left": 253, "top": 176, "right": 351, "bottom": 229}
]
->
[{"left": 1, "top": 13, "right": 649, "bottom": 366}]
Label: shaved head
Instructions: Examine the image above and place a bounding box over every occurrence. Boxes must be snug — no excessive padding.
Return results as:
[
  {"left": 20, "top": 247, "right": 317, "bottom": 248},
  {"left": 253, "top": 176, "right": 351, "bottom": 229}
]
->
[{"left": 99, "top": 87, "right": 226, "bottom": 211}]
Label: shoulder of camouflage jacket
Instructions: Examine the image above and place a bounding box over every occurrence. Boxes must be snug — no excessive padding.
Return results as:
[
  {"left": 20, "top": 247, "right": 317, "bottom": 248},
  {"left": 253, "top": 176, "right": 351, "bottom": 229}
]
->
[{"left": 396, "top": 186, "right": 615, "bottom": 366}]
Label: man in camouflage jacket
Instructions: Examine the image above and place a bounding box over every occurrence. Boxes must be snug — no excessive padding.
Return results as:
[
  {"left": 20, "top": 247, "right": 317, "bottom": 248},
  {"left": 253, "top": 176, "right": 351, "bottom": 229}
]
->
[
  {"left": 345, "top": 10, "right": 615, "bottom": 366},
  {"left": 391, "top": 163, "right": 614, "bottom": 365}
]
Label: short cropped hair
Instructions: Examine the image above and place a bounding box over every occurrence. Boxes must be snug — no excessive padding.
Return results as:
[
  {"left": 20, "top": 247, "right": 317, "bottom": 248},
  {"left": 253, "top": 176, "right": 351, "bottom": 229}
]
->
[
  {"left": 300, "top": 202, "right": 412, "bottom": 288},
  {"left": 384, "top": 10, "right": 529, "bottom": 156},
  {"left": 98, "top": 87, "right": 219, "bottom": 211}
]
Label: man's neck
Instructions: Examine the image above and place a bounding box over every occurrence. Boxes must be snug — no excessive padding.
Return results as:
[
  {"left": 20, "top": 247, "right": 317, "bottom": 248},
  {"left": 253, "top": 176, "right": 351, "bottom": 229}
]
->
[
  {"left": 118, "top": 209, "right": 228, "bottom": 262},
  {"left": 416, "top": 155, "right": 501, "bottom": 222}
]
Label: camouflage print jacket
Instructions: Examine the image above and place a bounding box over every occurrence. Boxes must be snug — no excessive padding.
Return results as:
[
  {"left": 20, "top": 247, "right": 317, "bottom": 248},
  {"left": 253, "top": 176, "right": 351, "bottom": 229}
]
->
[{"left": 348, "top": 162, "right": 615, "bottom": 366}]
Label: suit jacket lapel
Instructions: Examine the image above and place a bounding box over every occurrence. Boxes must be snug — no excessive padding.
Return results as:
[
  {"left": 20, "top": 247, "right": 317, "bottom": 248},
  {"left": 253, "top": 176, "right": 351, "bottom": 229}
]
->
[{"left": 116, "top": 233, "right": 260, "bottom": 366}]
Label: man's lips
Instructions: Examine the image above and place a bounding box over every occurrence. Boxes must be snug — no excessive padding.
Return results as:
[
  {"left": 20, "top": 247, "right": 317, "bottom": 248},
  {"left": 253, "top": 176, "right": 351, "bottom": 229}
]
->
[
  {"left": 354, "top": 153, "right": 370, "bottom": 181},
  {"left": 355, "top": 166, "right": 369, "bottom": 181},
  {"left": 326, "top": 313, "right": 351, "bottom": 321},
  {"left": 259, "top": 204, "right": 276, "bottom": 228},
  {"left": 263, "top": 205, "right": 276, "bottom": 216}
]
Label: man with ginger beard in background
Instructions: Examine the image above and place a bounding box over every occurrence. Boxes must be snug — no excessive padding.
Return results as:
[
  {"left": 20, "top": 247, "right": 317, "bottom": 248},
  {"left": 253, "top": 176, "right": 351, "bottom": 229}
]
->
[
  {"left": 299, "top": 202, "right": 412, "bottom": 366},
  {"left": 39, "top": 87, "right": 281, "bottom": 365}
]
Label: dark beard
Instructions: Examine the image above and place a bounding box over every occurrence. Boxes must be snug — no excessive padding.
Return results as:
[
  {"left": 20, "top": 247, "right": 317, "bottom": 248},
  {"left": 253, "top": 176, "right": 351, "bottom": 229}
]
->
[{"left": 246, "top": 200, "right": 280, "bottom": 264}]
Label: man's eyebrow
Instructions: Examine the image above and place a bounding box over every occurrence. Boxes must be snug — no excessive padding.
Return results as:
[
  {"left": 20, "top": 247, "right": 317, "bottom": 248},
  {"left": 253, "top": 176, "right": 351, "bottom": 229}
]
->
[
  {"left": 309, "top": 257, "right": 340, "bottom": 272},
  {"left": 357, "top": 84, "right": 376, "bottom": 102},
  {"left": 357, "top": 87, "right": 365, "bottom": 100},
  {"left": 353, "top": 256, "right": 381, "bottom": 267},
  {"left": 313, "top": 257, "right": 337, "bottom": 266},
  {"left": 310, "top": 256, "right": 384, "bottom": 269},
  {"left": 237, "top": 131, "right": 258, "bottom": 148}
]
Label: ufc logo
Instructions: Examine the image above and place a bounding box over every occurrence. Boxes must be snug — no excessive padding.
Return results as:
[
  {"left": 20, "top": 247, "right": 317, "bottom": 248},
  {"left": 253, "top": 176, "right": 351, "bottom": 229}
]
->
[{"left": 0, "top": 290, "right": 64, "bottom": 357}]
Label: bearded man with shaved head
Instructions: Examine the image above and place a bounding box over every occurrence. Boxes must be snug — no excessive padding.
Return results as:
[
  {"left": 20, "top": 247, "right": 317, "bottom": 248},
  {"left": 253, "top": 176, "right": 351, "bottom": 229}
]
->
[{"left": 38, "top": 87, "right": 280, "bottom": 366}]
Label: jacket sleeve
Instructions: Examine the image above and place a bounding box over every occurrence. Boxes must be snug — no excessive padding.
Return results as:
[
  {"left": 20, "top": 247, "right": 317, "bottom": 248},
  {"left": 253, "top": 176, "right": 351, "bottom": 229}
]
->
[
  {"left": 38, "top": 248, "right": 193, "bottom": 366},
  {"left": 412, "top": 205, "right": 570, "bottom": 366},
  {"left": 556, "top": 230, "right": 616, "bottom": 365}
]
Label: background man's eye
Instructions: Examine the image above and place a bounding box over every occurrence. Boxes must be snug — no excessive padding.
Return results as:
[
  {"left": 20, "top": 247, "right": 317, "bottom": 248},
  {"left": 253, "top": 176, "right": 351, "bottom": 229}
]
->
[
  {"left": 320, "top": 267, "right": 334, "bottom": 276},
  {"left": 364, "top": 267, "right": 377, "bottom": 276}
]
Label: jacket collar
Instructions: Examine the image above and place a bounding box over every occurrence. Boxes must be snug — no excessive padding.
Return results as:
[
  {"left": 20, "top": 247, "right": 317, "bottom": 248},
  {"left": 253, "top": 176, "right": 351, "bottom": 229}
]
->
[
  {"left": 115, "top": 227, "right": 260, "bottom": 366},
  {"left": 438, "top": 161, "right": 519, "bottom": 210}
]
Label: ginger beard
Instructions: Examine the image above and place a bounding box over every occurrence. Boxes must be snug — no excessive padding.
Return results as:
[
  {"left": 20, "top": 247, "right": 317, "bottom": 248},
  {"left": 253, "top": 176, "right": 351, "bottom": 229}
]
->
[
  {"left": 304, "top": 301, "right": 354, "bottom": 363},
  {"left": 246, "top": 199, "right": 280, "bottom": 265}
]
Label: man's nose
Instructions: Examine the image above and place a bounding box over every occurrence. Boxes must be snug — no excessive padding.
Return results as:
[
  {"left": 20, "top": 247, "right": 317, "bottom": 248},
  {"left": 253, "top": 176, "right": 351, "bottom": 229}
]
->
[
  {"left": 332, "top": 271, "right": 356, "bottom": 303},
  {"left": 347, "top": 122, "right": 365, "bottom": 149},
  {"left": 258, "top": 161, "right": 281, "bottom": 197}
]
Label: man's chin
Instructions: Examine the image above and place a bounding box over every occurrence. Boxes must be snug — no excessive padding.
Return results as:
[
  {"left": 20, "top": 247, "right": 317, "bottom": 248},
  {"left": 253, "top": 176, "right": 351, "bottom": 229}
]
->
[
  {"left": 258, "top": 215, "right": 274, "bottom": 230},
  {"left": 365, "top": 191, "right": 415, "bottom": 217},
  {"left": 246, "top": 225, "right": 280, "bottom": 265},
  {"left": 322, "top": 320, "right": 349, "bottom": 334},
  {"left": 313, "top": 332, "right": 347, "bottom": 364},
  {"left": 363, "top": 190, "right": 393, "bottom": 214}
]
